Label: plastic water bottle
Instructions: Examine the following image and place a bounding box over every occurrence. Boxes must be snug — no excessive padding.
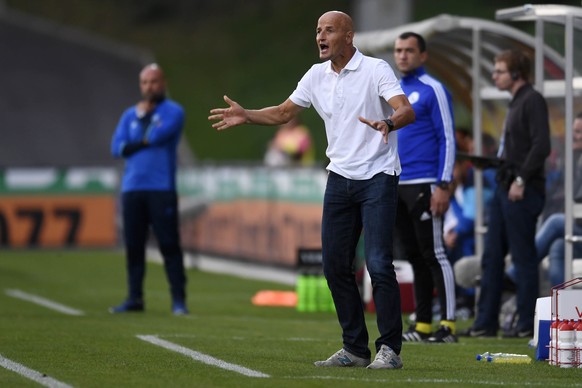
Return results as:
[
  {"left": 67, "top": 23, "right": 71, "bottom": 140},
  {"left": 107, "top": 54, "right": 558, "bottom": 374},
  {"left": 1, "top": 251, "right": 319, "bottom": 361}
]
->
[
  {"left": 295, "top": 274, "right": 308, "bottom": 312},
  {"left": 549, "top": 320, "right": 559, "bottom": 366},
  {"left": 574, "top": 320, "right": 582, "bottom": 368},
  {"left": 476, "top": 352, "right": 531, "bottom": 363},
  {"left": 323, "top": 276, "right": 336, "bottom": 313},
  {"left": 297, "top": 273, "right": 335, "bottom": 313},
  {"left": 305, "top": 274, "right": 318, "bottom": 312},
  {"left": 558, "top": 321, "right": 575, "bottom": 368},
  {"left": 316, "top": 275, "right": 330, "bottom": 312}
]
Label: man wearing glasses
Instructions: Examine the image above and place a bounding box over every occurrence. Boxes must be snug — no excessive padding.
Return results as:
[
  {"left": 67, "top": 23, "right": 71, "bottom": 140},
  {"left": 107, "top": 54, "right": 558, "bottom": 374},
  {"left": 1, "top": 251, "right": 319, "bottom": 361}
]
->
[{"left": 466, "top": 49, "right": 550, "bottom": 338}]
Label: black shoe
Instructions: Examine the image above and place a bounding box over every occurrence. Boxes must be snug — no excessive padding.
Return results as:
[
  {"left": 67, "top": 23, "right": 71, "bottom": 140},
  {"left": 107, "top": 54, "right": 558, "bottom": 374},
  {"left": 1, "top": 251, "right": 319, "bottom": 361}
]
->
[
  {"left": 458, "top": 326, "right": 497, "bottom": 338},
  {"left": 402, "top": 325, "right": 431, "bottom": 342},
  {"left": 109, "top": 300, "right": 144, "bottom": 313},
  {"left": 502, "top": 327, "right": 533, "bottom": 338},
  {"left": 427, "top": 325, "right": 458, "bottom": 343}
]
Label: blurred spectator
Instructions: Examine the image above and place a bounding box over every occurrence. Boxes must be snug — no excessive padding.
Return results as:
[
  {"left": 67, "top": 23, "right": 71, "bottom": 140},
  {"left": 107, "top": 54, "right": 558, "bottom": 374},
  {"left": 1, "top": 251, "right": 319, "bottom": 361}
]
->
[
  {"left": 455, "top": 127, "right": 473, "bottom": 154},
  {"left": 264, "top": 117, "right": 314, "bottom": 166},
  {"left": 443, "top": 159, "right": 476, "bottom": 318},
  {"left": 445, "top": 129, "right": 498, "bottom": 317},
  {"left": 543, "top": 111, "right": 582, "bottom": 218},
  {"left": 444, "top": 160, "right": 475, "bottom": 266}
]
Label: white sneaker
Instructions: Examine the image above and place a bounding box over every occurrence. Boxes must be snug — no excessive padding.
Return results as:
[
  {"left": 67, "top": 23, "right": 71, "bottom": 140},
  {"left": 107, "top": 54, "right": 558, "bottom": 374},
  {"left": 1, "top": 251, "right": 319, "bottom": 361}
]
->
[
  {"left": 367, "top": 345, "right": 403, "bottom": 369},
  {"left": 314, "top": 348, "right": 370, "bottom": 367}
]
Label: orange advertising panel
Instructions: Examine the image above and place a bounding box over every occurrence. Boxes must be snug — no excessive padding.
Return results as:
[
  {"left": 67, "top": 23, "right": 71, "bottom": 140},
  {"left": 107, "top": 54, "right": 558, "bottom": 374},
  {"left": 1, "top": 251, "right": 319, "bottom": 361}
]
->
[
  {"left": 181, "top": 199, "right": 322, "bottom": 267},
  {"left": 0, "top": 195, "right": 116, "bottom": 247}
]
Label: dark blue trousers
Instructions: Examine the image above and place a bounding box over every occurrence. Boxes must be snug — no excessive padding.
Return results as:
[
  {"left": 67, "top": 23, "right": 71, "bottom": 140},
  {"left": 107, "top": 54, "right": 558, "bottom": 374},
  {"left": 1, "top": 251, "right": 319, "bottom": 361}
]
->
[
  {"left": 474, "top": 185, "right": 544, "bottom": 332},
  {"left": 121, "top": 190, "right": 186, "bottom": 303},
  {"left": 322, "top": 172, "right": 402, "bottom": 358}
]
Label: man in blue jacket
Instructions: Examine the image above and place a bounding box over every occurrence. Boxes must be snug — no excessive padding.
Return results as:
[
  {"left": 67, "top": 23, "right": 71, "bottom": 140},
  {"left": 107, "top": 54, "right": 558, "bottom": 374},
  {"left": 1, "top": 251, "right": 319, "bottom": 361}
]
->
[
  {"left": 110, "top": 63, "right": 187, "bottom": 315},
  {"left": 393, "top": 32, "right": 457, "bottom": 343}
]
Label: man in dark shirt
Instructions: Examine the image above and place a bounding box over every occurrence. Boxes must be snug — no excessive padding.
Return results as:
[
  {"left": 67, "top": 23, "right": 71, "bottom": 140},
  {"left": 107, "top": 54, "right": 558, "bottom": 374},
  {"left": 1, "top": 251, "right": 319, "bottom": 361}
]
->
[{"left": 467, "top": 49, "right": 550, "bottom": 338}]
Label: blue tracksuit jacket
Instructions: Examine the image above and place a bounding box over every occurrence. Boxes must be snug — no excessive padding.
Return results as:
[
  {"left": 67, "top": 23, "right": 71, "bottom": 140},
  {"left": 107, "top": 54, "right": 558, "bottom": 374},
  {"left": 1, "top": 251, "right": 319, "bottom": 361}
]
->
[
  {"left": 111, "top": 98, "right": 184, "bottom": 192},
  {"left": 398, "top": 66, "right": 455, "bottom": 184}
]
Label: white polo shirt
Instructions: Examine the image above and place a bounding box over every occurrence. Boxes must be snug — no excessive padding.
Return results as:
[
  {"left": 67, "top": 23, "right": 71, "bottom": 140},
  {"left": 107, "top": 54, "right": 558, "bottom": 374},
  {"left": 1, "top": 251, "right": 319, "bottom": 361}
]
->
[{"left": 289, "top": 49, "right": 404, "bottom": 180}]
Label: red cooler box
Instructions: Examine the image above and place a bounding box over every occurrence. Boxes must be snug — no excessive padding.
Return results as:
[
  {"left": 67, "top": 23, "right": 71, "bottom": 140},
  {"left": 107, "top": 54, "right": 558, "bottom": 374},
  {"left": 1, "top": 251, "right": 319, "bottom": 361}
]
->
[{"left": 364, "top": 260, "right": 415, "bottom": 313}]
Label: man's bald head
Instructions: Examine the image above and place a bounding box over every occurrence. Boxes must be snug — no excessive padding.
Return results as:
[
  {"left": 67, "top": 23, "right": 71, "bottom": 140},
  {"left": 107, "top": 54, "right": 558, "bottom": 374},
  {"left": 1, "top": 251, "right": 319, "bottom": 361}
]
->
[
  {"left": 319, "top": 11, "right": 354, "bottom": 34},
  {"left": 140, "top": 63, "right": 165, "bottom": 80},
  {"left": 139, "top": 63, "right": 166, "bottom": 103},
  {"left": 316, "top": 11, "right": 355, "bottom": 72}
]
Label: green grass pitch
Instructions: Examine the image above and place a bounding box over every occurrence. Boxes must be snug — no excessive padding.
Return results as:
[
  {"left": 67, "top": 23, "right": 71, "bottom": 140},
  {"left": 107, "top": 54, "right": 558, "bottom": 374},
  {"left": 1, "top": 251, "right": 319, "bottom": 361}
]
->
[{"left": 0, "top": 250, "right": 580, "bottom": 387}]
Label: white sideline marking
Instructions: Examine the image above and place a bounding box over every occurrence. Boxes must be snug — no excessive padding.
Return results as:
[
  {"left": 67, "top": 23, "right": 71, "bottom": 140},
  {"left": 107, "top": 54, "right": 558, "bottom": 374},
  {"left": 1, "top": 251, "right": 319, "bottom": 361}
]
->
[
  {"left": 285, "top": 375, "right": 549, "bottom": 385},
  {"left": 0, "top": 354, "right": 73, "bottom": 388},
  {"left": 136, "top": 335, "right": 269, "bottom": 378},
  {"left": 5, "top": 289, "right": 84, "bottom": 316}
]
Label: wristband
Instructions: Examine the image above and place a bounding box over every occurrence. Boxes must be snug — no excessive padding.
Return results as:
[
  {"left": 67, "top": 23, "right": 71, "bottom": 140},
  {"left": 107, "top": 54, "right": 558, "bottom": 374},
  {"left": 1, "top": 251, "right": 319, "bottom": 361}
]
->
[
  {"left": 436, "top": 181, "right": 450, "bottom": 190},
  {"left": 382, "top": 118, "right": 395, "bottom": 132}
]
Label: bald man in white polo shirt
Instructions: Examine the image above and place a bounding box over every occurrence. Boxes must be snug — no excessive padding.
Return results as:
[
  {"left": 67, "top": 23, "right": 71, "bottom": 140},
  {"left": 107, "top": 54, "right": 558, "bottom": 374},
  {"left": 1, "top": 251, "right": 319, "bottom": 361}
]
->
[{"left": 209, "top": 10, "right": 415, "bottom": 369}]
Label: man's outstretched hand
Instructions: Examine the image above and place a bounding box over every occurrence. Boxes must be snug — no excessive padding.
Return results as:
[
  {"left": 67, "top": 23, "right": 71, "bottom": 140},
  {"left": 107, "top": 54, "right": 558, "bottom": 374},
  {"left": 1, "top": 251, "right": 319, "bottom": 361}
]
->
[{"left": 209, "top": 95, "right": 247, "bottom": 131}]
